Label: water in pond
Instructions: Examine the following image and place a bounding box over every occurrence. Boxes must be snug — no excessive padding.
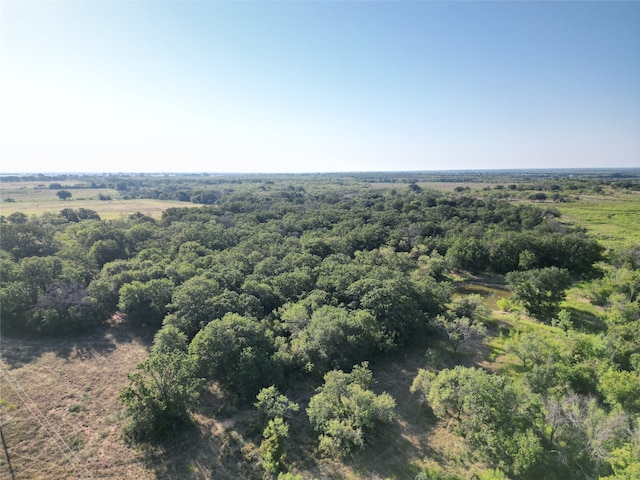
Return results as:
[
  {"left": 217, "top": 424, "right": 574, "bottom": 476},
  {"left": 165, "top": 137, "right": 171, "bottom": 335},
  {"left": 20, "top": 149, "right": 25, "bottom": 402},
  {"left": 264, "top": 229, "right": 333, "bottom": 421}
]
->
[{"left": 455, "top": 283, "right": 510, "bottom": 310}]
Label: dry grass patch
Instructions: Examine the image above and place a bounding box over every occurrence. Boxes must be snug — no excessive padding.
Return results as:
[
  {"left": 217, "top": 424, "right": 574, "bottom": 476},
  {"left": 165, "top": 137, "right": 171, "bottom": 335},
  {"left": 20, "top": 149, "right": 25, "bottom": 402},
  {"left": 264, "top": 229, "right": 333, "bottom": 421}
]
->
[
  {"left": 1, "top": 180, "right": 203, "bottom": 219},
  {"left": 1, "top": 197, "right": 197, "bottom": 220},
  {"left": 1, "top": 323, "right": 153, "bottom": 479}
]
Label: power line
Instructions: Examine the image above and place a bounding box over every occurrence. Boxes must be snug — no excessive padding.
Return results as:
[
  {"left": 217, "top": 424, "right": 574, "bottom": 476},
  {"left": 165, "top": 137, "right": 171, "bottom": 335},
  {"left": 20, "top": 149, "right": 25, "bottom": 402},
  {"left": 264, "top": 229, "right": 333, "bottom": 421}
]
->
[{"left": 0, "top": 361, "right": 95, "bottom": 480}]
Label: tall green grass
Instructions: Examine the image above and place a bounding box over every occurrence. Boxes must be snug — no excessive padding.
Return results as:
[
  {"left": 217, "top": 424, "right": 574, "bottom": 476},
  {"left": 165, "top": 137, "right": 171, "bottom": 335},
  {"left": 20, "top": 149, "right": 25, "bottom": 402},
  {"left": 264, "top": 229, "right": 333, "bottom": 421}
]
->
[{"left": 554, "top": 194, "right": 640, "bottom": 249}]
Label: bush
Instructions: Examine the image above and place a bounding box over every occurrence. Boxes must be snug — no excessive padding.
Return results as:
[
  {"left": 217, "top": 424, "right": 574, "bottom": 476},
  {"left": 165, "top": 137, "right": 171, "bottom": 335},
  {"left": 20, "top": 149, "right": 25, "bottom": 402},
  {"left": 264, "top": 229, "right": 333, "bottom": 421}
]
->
[
  {"left": 259, "top": 417, "right": 289, "bottom": 475},
  {"left": 307, "top": 363, "right": 396, "bottom": 457},
  {"left": 121, "top": 351, "right": 205, "bottom": 443},
  {"left": 255, "top": 386, "right": 299, "bottom": 425}
]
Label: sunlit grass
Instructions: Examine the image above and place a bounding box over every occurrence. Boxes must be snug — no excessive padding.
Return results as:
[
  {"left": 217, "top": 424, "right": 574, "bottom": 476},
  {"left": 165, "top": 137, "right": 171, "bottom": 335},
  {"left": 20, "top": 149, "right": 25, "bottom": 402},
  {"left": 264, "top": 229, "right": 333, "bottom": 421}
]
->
[
  {"left": 1, "top": 181, "right": 200, "bottom": 219},
  {"left": 561, "top": 286, "right": 606, "bottom": 332},
  {"left": 1, "top": 197, "right": 197, "bottom": 220},
  {"left": 553, "top": 193, "right": 640, "bottom": 249}
]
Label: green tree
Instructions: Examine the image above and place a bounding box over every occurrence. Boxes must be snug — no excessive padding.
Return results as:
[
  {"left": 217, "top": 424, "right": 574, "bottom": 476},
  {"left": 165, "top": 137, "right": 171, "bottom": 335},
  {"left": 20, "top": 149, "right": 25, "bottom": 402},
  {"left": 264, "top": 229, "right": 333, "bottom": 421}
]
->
[
  {"left": 89, "top": 238, "right": 124, "bottom": 268},
  {"left": 87, "top": 259, "right": 135, "bottom": 316},
  {"left": 306, "top": 363, "right": 396, "bottom": 457},
  {"left": 552, "top": 308, "right": 573, "bottom": 332},
  {"left": 17, "top": 255, "right": 63, "bottom": 292},
  {"left": 189, "top": 313, "right": 276, "bottom": 400},
  {"left": 152, "top": 324, "right": 188, "bottom": 354},
  {"left": 164, "top": 275, "right": 222, "bottom": 337},
  {"left": 506, "top": 267, "right": 571, "bottom": 319},
  {"left": 315, "top": 254, "right": 367, "bottom": 303},
  {"left": 433, "top": 314, "right": 486, "bottom": 354},
  {"left": 411, "top": 366, "right": 543, "bottom": 477},
  {"left": 346, "top": 269, "right": 433, "bottom": 348},
  {"left": 446, "top": 236, "right": 488, "bottom": 273},
  {"left": 415, "top": 250, "right": 448, "bottom": 281},
  {"left": 120, "top": 351, "right": 205, "bottom": 442},
  {"left": 278, "top": 301, "right": 311, "bottom": 337},
  {"left": 56, "top": 190, "right": 72, "bottom": 201},
  {"left": 0, "top": 281, "right": 35, "bottom": 333},
  {"left": 6, "top": 212, "right": 28, "bottom": 224},
  {"left": 448, "top": 294, "right": 490, "bottom": 324},
  {"left": 259, "top": 416, "right": 289, "bottom": 475},
  {"left": 118, "top": 278, "right": 174, "bottom": 326},
  {"left": 60, "top": 208, "right": 100, "bottom": 222},
  {"left": 0, "top": 222, "right": 58, "bottom": 259},
  {"left": 603, "top": 296, "right": 640, "bottom": 369},
  {"left": 290, "top": 306, "right": 382, "bottom": 373},
  {"left": 255, "top": 386, "right": 299, "bottom": 425},
  {"left": 602, "top": 442, "right": 640, "bottom": 480},
  {"left": 599, "top": 368, "right": 640, "bottom": 414},
  {"left": 506, "top": 331, "right": 556, "bottom": 369},
  {"left": 518, "top": 249, "right": 538, "bottom": 271}
]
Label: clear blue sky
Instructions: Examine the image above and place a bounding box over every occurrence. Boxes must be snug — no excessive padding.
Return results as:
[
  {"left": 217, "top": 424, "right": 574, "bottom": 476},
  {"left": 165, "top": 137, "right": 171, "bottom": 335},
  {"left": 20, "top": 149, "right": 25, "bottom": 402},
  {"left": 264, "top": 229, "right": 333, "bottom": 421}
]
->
[{"left": 1, "top": 1, "right": 638, "bottom": 173}]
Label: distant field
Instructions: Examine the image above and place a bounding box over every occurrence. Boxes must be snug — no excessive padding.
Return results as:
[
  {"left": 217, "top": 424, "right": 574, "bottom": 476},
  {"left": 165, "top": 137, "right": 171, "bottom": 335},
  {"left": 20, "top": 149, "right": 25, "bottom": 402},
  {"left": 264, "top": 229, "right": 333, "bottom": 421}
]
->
[
  {"left": 370, "top": 181, "right": 496, "bottom": 191},
  {"left": 0, "top": 181, "right": 198, "bottom": 219},
  {"left": 4, "top": 180, "right": 638, "bottom": 247},
  {"left": 553, "top": 193, "right": 640, "bottom": 249}
]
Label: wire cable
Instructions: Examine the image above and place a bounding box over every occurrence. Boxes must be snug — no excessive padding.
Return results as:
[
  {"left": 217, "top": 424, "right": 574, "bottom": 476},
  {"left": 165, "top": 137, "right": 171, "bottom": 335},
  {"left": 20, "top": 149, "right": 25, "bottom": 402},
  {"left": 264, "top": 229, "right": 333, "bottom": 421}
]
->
[{"left": 0, "top": 360, "right": 95, "bottom": 480}]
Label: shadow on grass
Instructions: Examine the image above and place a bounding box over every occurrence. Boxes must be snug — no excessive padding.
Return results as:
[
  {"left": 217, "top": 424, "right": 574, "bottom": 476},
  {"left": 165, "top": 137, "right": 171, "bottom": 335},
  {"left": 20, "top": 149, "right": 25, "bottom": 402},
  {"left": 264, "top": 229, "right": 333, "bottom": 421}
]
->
[
  {"left": 345, "top": 346, "right": 442, "bottom": 478},
  {"left": 349, "top": 408, "right": 439, "bottom": 480},
  {"left": 137, "top": 421, "right": 264, "bottom": 480},
  {"left": 139, "top": 386, "right": 298, "bottom": 480},
  {"left": 0, "top": 317, "right": 155, "bottom": 368},
  {"left": 565, "top": 306, "right": 606, "bottom": 333}
]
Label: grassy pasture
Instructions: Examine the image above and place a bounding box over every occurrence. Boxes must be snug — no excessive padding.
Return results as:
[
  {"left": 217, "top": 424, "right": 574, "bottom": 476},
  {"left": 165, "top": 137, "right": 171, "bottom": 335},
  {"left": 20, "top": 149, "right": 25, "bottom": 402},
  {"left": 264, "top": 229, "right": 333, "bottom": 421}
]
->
[
  {"left": 0, "top": 181, "right": 197, "bottom": 219},
  {"left": 0, "top": 321, "right": 153, "bottom": 479},
  {"left": 552, "top": 193, "right": 640, "bottom": 249}
]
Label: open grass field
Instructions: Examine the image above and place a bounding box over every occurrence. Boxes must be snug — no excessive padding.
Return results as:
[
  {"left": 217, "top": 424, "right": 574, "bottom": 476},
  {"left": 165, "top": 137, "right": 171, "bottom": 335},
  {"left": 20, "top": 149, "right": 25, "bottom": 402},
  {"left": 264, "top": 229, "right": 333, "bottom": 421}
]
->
[
  {"left": 0, "top": 181, "right": 198, "bottom": 220},
  {"left": 0, "top": 320, "right": 153, "bottom": 479},
  {"left": 552, "top": 192, "right": 640, "bottom": 249}
]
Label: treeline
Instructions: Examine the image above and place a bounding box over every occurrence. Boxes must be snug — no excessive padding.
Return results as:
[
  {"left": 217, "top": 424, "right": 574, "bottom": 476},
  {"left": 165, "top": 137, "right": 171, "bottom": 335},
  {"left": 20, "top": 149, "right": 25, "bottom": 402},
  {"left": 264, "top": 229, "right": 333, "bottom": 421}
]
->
[
  {"left": 1, "top": 186, "right": 600, "bottom": 336},
  {"left": 4, "top": 170, "right": 639, "bottom": 206}
]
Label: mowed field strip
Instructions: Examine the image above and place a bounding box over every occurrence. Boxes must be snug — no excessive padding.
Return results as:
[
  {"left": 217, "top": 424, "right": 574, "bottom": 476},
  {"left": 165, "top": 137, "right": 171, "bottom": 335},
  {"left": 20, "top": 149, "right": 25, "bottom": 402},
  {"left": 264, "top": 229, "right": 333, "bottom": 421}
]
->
[{"left": 1, "top": 181, "right": 201, "bottom": 219}]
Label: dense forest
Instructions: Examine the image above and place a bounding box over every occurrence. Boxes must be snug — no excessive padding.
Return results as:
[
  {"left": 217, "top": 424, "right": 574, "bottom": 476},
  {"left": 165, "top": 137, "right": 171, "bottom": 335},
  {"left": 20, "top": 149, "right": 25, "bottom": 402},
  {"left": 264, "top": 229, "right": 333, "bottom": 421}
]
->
[{"left": 1, "top": 170, "right": 639, "bottom": 479}]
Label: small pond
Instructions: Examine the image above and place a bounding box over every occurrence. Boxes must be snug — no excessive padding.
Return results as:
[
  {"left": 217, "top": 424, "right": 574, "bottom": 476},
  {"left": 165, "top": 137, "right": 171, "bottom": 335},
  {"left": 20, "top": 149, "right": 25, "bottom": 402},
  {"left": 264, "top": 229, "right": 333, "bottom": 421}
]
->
[{"left": 454, "top": 283, "right": 510, "bottom": 310}]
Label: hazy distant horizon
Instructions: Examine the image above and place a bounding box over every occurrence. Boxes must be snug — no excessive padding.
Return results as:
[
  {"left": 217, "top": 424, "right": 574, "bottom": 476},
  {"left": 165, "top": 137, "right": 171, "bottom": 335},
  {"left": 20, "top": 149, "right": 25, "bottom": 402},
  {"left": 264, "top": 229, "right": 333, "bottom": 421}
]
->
[{"left": 3, "top": 168, "right": 639, "bottom": 178}]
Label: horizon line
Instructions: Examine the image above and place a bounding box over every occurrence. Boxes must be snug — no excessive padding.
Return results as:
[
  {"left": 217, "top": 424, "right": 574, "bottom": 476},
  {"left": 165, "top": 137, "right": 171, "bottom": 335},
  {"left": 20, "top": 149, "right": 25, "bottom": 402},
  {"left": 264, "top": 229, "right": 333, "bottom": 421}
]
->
[{"left": 2, "top": 167, "right": 640, "bottom": 177}]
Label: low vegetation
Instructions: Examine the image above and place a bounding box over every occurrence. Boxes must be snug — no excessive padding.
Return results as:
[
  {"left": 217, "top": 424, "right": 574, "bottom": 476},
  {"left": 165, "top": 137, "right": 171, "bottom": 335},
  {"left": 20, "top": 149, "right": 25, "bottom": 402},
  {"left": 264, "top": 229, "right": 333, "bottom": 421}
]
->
[{"left": 1, "top": 170, "right": 639, "bottom": 479}]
